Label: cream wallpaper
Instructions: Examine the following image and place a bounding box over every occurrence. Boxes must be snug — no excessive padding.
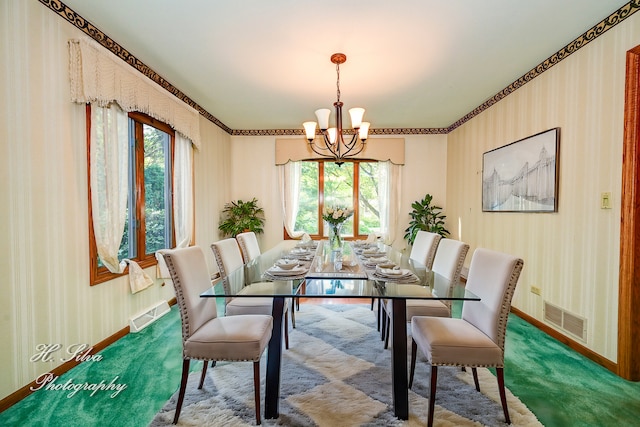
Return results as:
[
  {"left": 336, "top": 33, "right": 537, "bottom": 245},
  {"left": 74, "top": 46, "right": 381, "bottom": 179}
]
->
[
  {"left": 446, "top": 12, "right": 640, "bottom": 361},
  {"left": 0, "top": 1, "right": 230, "bottom": 400},
  {"left": 227, "top": 134, "right": 449, "bottom": 252},
  {"left": 1, "top": 0, "right": 637, "bottom": 404}
]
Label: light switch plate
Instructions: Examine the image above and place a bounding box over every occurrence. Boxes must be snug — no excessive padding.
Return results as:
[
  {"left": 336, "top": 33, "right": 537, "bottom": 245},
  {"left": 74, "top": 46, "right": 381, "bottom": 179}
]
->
[{"left": 601, "top": 192, "right": 612, "bottom": 209}]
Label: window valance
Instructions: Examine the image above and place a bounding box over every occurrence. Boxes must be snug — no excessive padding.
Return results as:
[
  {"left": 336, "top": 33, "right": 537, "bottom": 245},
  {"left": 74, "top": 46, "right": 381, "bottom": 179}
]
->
[
  {"left": 68, "top": 38, "right": 201, "bottom": 148},
  {"left": 275, "top": 137, "right": 405, "bottom": 165}
]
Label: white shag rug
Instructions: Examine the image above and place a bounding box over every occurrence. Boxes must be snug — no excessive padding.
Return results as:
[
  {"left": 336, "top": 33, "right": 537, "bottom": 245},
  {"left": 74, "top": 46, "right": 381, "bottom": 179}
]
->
[{"left": 150, "top": 304, "right": 542, "bottom": 426}]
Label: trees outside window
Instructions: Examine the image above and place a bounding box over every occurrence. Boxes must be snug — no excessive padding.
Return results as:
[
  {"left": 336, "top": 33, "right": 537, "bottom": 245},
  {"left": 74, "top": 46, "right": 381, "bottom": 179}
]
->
[
  {"left": 89, "top": 109, "right": 175, "bottom": 284},
  {"left": 293, "top": 160, "right": 381, "bottom": 239}
]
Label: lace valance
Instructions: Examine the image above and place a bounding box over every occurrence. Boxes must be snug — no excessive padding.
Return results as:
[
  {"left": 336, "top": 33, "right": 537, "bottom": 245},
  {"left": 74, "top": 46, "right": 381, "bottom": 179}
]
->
[{"left": 68, "top": 38, "right": 201, "bottom": 148}]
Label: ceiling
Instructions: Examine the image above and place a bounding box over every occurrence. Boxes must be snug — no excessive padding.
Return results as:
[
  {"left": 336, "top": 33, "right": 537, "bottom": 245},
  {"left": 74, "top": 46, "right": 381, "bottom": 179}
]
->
[{"left": 60, "top": 0, "right": 628, "bottom": 133}]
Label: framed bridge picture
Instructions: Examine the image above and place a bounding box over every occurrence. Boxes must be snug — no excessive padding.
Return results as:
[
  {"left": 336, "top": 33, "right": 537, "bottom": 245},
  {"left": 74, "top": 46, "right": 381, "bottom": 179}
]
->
[{"left": 482, "top": 128, "right": 560, "bottom": 212}]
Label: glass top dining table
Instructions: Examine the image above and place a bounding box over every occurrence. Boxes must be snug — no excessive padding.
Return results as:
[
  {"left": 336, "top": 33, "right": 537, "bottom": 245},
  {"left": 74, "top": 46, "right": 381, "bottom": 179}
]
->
[{"left": 200, "top": 239, "right": 479, "bottom": 421}]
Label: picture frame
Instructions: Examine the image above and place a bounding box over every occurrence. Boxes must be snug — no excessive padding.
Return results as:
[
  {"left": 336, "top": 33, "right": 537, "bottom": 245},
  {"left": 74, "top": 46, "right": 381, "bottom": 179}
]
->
[{"left": 482, "top": 128, "right": 560, "bottom": 212}]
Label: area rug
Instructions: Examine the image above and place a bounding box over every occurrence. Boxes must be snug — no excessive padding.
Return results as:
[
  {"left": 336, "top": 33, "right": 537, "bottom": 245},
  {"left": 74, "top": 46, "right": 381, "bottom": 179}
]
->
[{"left": 149, "top": 304, "right": 541, "bottom": 426}]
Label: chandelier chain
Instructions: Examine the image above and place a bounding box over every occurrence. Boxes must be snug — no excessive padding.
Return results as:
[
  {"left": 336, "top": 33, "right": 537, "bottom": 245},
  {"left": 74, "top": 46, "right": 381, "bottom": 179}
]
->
[{"left": 336, "top": 62, "right": 341, "bottom": 102}]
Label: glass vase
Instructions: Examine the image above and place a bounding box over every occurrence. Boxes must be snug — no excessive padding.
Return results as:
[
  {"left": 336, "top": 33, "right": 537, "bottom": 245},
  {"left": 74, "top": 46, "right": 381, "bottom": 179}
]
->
[{"left": 328, "top": 222, "right": 343, "bottom": 250}]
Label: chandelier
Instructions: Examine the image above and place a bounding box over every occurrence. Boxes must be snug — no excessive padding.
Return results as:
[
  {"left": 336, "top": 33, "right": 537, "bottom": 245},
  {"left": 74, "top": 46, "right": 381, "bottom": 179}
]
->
[{"left": 303, "top": 53, "right": 370, "bottom": 166}]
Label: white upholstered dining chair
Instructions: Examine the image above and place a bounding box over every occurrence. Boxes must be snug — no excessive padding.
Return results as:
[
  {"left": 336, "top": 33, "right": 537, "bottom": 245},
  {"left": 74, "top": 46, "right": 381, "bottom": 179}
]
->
[
  {"left": 236, "top": 231, "right": 261, "bottom": 263},
  {"left": 211, "top": 238, "right": 291, "bottom": 348},
  {"left": 373, "top": 230, "right": 442, "bottom": 319},
  {"left": 409, "top": 248, "right": 524, "bottom": 427},
  {"left": 382, "top": 238, "right": 469, "bottom": 348},
  {"left": 236, "top": 231, "right": 301, "bottom": 323},
  {"left": 163, "top": 246, "right": 272, "bottom": 425},
  {"left": 410, "top": 230, "right": 442, "bottom": 268}
]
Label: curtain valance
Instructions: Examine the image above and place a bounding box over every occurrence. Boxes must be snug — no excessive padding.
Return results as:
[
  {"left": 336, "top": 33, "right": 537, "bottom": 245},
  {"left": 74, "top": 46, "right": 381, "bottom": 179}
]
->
[
  {"left": 68, "top": 38, "right": 201, "bottom": 148},
  {"left": 275, "top": 137, "right": 405, "bottom": 165}
]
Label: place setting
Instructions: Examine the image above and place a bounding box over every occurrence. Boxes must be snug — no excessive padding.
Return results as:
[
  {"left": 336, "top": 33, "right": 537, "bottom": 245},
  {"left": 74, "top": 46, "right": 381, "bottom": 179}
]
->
[
  {"left": 263, "top": 258, "right": 309, "bottom": 280},
  {"left": 369, "top": 265, "right": 420, "bottom": 283},
  {"left": 286, "top": 247, "right": 315, "bottom": 261},
  {"left": 361, "top": 256, "right": 394, "bottom": 269},
  {"left": 356, "top": 246, "right": 386, "bottom": 258}
]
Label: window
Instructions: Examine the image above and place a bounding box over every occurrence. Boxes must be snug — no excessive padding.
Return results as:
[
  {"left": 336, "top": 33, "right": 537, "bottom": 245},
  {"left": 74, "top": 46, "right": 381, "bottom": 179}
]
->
[
  {"left": 88, "top": 107, "right": 175, "bottom": 284},
  {"left": 293, "top": 160, "right": 382, "bottom": 239}
]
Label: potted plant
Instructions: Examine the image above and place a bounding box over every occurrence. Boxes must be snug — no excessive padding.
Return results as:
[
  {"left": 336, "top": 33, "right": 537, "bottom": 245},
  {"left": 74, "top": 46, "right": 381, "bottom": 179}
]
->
[
  {"left": 218, "top": 198, "right": 265, "bottom": 237},
  {"left": 403, "top": 193, "right": 450, "bottom": 245}
]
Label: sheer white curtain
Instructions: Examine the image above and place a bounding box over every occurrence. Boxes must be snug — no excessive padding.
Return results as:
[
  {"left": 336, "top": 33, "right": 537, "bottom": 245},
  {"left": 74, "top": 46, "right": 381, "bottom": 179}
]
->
[
  {"left": 378, "top": 161, "right": 402, "bottom": 247},
  {"left": 278, "top": 161, "right": 304, "bottom": 238},
  {"left": 90, "top": 103, "right": 129, "bottom": 273},
  {"left": 174, "top": 133, "right": 193, "bottom": 248}
]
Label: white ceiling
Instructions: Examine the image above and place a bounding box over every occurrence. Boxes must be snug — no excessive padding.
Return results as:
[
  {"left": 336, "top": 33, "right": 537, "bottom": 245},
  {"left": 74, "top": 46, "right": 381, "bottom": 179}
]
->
[{"left": 61, "top": 0, "right": 628, "bottom": 132}]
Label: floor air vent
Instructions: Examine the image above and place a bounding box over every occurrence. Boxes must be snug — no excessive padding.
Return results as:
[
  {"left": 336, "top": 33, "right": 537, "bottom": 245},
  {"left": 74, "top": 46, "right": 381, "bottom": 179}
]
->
[
  {"left": 130, "top": 300, "right": 171, "bottom": 333},
  {"left": 543, "top": 301, "right": 587, "bottom": 341}
]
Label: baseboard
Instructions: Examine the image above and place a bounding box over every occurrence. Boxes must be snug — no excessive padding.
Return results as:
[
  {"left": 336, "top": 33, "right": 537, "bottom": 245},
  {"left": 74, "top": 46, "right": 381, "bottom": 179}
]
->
[
  {"left": 0, "top": 298, "right": 176, "bottom": 413},
  {"left": 511, "top": 306, "right": 618, "bottom": 374}
]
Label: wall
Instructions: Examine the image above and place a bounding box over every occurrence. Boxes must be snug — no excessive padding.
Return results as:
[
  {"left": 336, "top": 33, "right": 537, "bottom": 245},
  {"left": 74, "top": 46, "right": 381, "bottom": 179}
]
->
[
  {"left": 446, "top": 12, "right": 640, "bottom": 361},
  {"left": 228, "top": 134, "right": 449, "bottom": 252},
  {"left": 0, "top": 0, "right": 231, "bottom": 401}
]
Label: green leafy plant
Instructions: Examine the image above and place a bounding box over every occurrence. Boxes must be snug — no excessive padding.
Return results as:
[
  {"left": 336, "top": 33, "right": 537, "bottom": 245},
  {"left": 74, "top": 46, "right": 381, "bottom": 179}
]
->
[
  {"left": 218, "top": 198, "right": 265, "bottom": 237},
  {"left": 403, "top": 193, "right": 450, "bottom": 245}
]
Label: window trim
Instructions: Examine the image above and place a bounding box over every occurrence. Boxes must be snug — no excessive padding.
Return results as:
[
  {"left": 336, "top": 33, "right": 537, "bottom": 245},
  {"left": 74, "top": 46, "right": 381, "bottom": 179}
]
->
[
  {"left": 284, "top": 159, "right": 374, "bottom": 241},
  {"left": 87, "top": 105, "right": 176, "bottom": 285}
]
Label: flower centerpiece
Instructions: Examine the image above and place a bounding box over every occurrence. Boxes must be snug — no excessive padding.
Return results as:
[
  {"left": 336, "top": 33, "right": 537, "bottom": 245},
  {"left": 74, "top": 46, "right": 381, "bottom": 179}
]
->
[{"left": 322, "top": 206, "right": 354, "bottom": 249}]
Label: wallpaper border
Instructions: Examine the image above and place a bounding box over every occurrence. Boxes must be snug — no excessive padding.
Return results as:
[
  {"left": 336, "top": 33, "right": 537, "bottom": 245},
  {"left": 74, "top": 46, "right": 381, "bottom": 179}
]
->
[{"left": 39, "top": 0, "right": 640, "bottom": 136}]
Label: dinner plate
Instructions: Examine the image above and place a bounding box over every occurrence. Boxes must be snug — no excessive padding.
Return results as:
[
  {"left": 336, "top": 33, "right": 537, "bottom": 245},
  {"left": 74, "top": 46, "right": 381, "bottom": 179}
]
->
[
  {"left": 267, "top": 266, "right": 306, "bottom": 276},
  {"left": 375, "top": 268, "right": 413, "bottom": 278},
  {"left": 361, "top": 251, "right": 385, "bottom": 257}
]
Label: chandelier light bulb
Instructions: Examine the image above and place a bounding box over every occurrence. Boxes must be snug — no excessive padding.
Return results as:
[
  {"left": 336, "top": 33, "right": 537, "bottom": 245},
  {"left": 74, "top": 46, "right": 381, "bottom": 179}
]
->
[
  {"left": 303, "top": 121, "right": 318, "bottom": 140},
  {"left": 315, "top": 109, "right": 331, "bottom": 131},
  {"left": 327, "top": 128, "right": 337, "bottom": 144},
  {"left": 349, "top": 108, "right": 365, "bottom": 129},
  {"left": 359, "top": 122, "right": 370, "bottom": 140}
]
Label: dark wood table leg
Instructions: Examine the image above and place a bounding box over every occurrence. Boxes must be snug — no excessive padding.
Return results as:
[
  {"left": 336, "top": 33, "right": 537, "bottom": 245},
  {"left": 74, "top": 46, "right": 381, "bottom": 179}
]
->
[
  {"left": 265, "top": 296, "right": 285, "bottom": 419},
  {"left": 391, "top": 298, "right": 409, "bottom": 420}
]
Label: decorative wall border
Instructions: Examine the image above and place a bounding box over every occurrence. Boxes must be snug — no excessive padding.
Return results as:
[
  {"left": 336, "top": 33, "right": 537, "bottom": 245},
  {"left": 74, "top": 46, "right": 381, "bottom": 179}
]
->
[
  {"left": 447, "top": 0, "right": 640, "bottom": 132},
  {"left": 230, "top": 127, "right": 449, "bottom": 136},
  {"left": 38, "top": 0, "right": 232, "bottom": 135},
  {"left": 40, "top": 0, "right": 639, "bottom": 137}
]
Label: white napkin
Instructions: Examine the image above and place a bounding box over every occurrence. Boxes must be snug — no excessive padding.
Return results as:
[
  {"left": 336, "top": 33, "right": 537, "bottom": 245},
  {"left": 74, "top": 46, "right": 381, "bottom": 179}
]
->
[
  {"left": 378, "top": 267, "right": 402, "bottom": 276},
  {"left": 268, "top": 265, "right": 304, "bottom": 275},
  {"left": 301, "top": 233, "right": 311, "bottom": 242},
  {"left": 366, "top": 233, "right": 377, "bottom": 242}
]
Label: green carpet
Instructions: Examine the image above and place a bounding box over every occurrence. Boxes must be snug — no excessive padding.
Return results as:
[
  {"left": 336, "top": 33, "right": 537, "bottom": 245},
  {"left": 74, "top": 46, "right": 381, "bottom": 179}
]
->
[
  {"left": 1, "top": 303, "right": 640, "bottom": 426},
  {"left": 504, "top": 314, "right": 640, "bottom": 427}
]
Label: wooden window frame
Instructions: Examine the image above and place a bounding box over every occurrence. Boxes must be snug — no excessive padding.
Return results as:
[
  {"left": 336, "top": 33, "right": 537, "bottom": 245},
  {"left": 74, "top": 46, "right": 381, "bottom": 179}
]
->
[
  {"left": 87, "top": 105, "right": 176, "bottom": 285},
  {"left": 284, "top": 159, "right": 374, "bottom": 241}
]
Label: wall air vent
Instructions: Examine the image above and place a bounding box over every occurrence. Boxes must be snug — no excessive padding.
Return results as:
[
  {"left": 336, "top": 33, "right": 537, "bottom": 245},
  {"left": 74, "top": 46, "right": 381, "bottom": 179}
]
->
[
  {"left": 543, "top": 301, "right": 587, "bottom": 342},
  {"left": 129, "top": 300, "right": 170, "bottom": 333}
]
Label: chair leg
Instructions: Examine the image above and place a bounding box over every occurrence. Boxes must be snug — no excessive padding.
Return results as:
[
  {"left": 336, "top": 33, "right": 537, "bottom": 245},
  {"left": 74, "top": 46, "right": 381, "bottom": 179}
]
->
[
  {"left": 496, "top": 368, "right": 511, "bottom": 424},
  {"left": 428, "top": 366, "right": 438, "bottom": 427},
  {"left": 409, "top": 339, "right": 417, "bottom": 389},
  {"left": 198, "top": 360, "right": 209, "bottom": 389},
  {"left": 371, "top": 297, "right": 375, "bottom": 310},
  {"left": 471, "top": 367, "right": 480, "bottom": 392},
  {"left": 173, "top": 359, "right": 190, "bottom": 424},
  {"left": 290, "top": 297, "right": 296, "bottom": 328},
  {"left": 253, "top": 360, "right": 261, "bottom": 425},
  {"left": 384, "top": 311, "right": 391, "bottom": 349},
  {"left": 284, "top": 309, "right": 290, "bottom": 349}
]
